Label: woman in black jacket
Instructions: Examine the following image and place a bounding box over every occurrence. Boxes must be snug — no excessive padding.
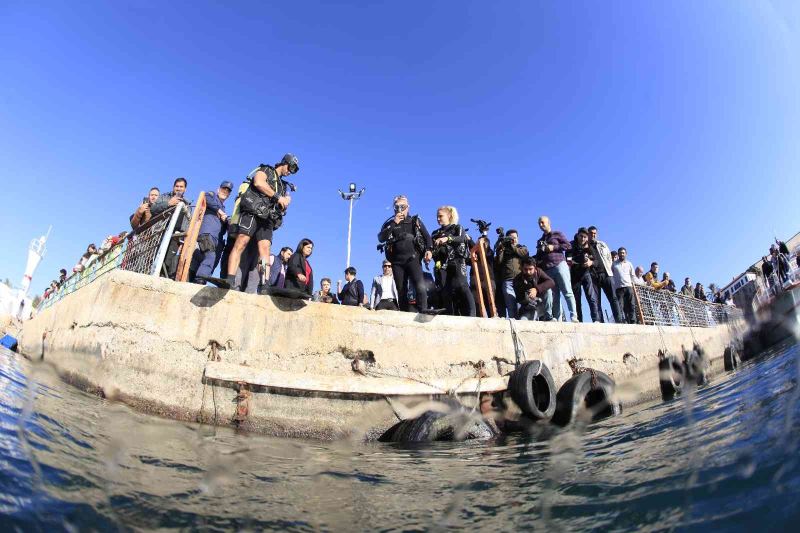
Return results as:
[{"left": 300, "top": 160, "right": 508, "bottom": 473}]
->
[
  {"left": 285, "top": 238, "right": 314, "bottom": 296},
  {"left": 431, "top": 206, "right": 475, "bottom": 317}
]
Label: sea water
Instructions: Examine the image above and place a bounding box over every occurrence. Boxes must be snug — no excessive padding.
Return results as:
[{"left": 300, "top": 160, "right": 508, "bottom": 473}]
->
[{"left": 1, "top": 342, "right": 798, "bottom": 531}]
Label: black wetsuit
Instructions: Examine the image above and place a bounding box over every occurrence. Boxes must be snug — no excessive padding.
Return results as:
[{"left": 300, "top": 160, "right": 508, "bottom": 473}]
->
[
  {"left": 432, "top": 224, "right": 476, "bottom": 317},
  {"left": 378, "top": 215, "right": 432, "bottom": 311}
]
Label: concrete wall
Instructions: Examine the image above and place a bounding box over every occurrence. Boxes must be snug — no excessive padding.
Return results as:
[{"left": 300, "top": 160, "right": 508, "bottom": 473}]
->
[{"left": 19, "top": 270, "right": 743, "bottom": 439}]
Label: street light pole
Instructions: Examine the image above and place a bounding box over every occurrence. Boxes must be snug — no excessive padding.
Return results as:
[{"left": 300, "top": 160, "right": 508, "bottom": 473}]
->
[{"left": 338, "top": 183, "right": 366, "bottom": 268}]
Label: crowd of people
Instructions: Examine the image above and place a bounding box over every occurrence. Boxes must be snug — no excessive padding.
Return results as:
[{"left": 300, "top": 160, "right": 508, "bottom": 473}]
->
[{"left": 42, "top": 152, "right": 771, "bottom": 323}]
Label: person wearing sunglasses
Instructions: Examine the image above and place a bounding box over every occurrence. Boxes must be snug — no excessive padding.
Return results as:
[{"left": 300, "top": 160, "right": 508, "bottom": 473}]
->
[
  {"left": 378, "top": 195, "right": 433, "bottom": 312},
  {"left": 225, "top": 153, "right": 299, "bottom": 291},
  {"left": 369, "top": 261, "right": 400, "bottom": 310}
]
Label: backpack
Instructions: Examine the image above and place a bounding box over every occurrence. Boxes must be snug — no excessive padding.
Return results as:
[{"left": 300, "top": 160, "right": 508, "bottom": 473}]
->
[{"left": 237, "top": 165, "right": 288, "bottom": 228}]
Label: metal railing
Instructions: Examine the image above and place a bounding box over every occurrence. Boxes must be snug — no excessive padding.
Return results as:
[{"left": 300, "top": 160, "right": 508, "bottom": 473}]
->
[
  {"left": 632, "top": 283, "right": 743, "bottom": 327},
  {"left": 38, "top": 205, "right": 187, "bottom": 311}
]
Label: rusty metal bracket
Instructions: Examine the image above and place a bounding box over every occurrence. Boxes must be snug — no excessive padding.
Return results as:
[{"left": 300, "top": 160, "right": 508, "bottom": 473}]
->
[{"left": 232, "top": 381, "right": 251, "bottom": 425}]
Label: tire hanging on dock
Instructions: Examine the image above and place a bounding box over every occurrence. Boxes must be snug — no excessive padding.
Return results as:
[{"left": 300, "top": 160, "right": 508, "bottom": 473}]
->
[
  {"left": 723, "top": 344, "right": 740, "bottom": 372},
  {"left": 658, "top": 353, "right": 685, "bottom": 401},
  {"left": 507, "top": 360, "right": 556, "bottom": 421},
  {"left": 551, "top": 370, "right": 621, "bottom": 427}
]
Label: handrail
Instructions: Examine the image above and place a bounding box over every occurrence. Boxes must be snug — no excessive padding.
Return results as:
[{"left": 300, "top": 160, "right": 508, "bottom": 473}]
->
[{"left": 631, "top": 283, "right": 742, "bottom": 327}]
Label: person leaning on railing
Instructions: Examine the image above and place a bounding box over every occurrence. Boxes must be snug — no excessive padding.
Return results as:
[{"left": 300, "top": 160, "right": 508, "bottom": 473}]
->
[
  {"left": 150, "top": 177, "right": 190, "bottom": 278},
  {"left": 680, "top": 277, "right": 694, "bottom": 297},
  {"left": 130, "top": 187, "right": 160, "bottom": 230},
  {"left": 643, "top": 271, "right": 667, "bottom": 290}
]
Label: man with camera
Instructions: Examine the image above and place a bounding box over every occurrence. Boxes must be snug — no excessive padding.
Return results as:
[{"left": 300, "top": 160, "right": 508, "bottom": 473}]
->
[
  {"left": 536, "top": 215, "right": 578, "bottom": 322},
  {"left": 588, "top": 225, "right": 622, "bottom": 323},
  {"left": 572, "top": 228, "right": 601, "bottom": 322},
  {"left": 494, "top": 228, "right": 529, "bottom": 319},
  {"left": 378, "top": 195, "right": 433, "bottom": 312},
  {"left": 225, "top": 154, "right": 299, "bottom": 291},
  {"left": 513, "top": 257, "right": 555, "bottom": 320},
  {"left": 190, "top": 181, "right": 233, "bottom": 283},
  {"left": 130, "top": 187, "right": 160, "bottom": 230}
]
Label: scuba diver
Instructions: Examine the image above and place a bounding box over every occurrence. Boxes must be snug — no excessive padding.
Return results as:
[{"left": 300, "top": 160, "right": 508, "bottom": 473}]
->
[
  {"left": 377, "top": 195, "right": 433, "bottom": 311},
  {"left": 431, "top": 206, "right": 476, "bottom": 317}
]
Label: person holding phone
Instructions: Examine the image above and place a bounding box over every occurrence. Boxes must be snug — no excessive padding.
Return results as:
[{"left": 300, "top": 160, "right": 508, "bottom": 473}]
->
[{"left": 129, "top": 187, "right": 160, "bottom": 229}]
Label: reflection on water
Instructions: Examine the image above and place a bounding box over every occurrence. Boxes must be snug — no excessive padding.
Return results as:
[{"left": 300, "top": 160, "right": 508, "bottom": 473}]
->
[{"left": 1, "top": 343, "right": 799, "bottom": 531}]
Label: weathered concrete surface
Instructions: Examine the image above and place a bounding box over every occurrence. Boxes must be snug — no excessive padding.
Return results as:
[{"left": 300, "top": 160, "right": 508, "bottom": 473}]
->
[{"left": 19, "top": 270, "right": 743, "bottom": 439}]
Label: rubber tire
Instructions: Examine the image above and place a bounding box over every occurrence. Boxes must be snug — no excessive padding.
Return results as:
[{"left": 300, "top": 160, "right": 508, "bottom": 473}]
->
[
  {"left": 684, "top": 348, "right": 709, "bottom": 386},
  {"left": 723, "top": 345, "right": 740, "bottom": 372},
  {"left": 508, "top": 360, "right": 557, "bottom": 421},
  {"left": 551, "top": 371, "right": 621, "bottom": 427},
  {"left": 659, "top": 354, "right": 685, "bottom": 401}
]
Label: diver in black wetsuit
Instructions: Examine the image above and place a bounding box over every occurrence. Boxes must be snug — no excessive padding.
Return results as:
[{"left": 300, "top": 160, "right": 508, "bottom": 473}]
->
[
  {"left": 432, "top": 206, "right": 476, "bottom": 317},
  {"left": 378, "top": 195, "right": 433, "bottom": 311}
]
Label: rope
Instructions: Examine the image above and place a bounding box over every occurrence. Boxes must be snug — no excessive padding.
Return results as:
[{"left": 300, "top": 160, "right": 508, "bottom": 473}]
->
[{"left": 508, "top": 318, "right": 527, "bottom": 367}]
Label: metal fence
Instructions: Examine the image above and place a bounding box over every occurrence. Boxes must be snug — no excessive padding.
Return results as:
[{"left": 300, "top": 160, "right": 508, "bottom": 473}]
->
[
  {"left": 38, "top": 205, "right": 186, "bottom": 311},
  {"left": 632, "top": 283, "right": 743, "bottom": 327}
]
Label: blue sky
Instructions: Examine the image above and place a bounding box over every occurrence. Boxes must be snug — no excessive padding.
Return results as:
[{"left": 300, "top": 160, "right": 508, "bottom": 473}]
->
[{"left": 1, "top": 1, "right": 799, "bottom": 302}]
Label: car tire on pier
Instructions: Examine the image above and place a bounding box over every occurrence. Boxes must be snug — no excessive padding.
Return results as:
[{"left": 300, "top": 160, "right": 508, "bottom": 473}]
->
[
  {"left": 551, "top": 370, "right": 621, "bottom": 427},
  {"left": 508, "top": 360, "right": 557, "bottom": 421}
]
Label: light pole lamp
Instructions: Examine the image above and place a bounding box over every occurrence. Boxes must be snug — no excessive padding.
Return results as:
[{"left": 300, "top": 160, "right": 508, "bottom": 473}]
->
[{"left": 338, "top": 183, "right": 366, "bottom": 268}]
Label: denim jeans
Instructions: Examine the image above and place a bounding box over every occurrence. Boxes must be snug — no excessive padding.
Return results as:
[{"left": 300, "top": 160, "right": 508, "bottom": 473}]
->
[
  {"left": 545, "top": 260, "right": 577, "bottom": 321},
  {"left": 502, "top": 279, "right": 518, "bottom": 319}
]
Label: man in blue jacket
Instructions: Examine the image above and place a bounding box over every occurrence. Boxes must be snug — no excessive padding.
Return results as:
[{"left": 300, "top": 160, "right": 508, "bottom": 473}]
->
[
  {"left": 535, "top": 215, "right": 578, "bottom": 322},
  {"left": 191, "top": 181, "right": 233, "bottom": 282}
]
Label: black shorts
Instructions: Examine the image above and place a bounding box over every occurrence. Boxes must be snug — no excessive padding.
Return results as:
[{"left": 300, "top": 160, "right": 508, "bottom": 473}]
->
[{"left": 238, "top": 213, "right": 274, "bottom": 242}]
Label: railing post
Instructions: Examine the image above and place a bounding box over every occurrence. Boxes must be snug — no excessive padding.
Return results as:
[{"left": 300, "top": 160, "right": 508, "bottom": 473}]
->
[
  {"left": 151, "top": 206, "right": 184, "bottom": 277},
  {"left": 175, "top": 191, "right": 207, "bottom": 282}
]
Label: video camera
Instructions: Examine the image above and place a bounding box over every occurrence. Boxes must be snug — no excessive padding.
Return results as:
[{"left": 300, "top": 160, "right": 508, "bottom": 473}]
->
[
  {"left": 470, "top": 218, "right": 492, "bottom": 237},
  {"left": 495, "top": 226, "right": 517, "bottom": 248}
]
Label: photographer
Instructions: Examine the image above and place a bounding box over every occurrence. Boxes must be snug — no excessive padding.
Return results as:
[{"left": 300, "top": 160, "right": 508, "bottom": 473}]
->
[
  {"left": 377, "top": 195, "right": 433, "bottom": 312},
  {"left": 513, "top": 257, "right": 555, "bottom": 321},
  {"left": 130, "top": 187, "right": 160, "bottom": 230},
  {"left": 572, "top": 228, "right": 601, "bottom": 322},
  {"left": 494, "top": 228, "right": 529, "bottom": 319},
  {"left": 536, "top": 216, "right": 578, "bottom": 322},
  {"left": 431, "top": 206, "right": 475, "bottom": 317}
]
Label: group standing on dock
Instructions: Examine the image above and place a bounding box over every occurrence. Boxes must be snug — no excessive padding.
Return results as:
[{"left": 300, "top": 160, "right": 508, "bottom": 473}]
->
[{"left": 39, "top": 152, "right": 797, "bottom": 323}]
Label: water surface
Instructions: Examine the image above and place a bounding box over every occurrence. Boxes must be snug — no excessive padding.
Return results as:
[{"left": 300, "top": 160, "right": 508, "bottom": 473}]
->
[{"left": 1, "top": 342, "right": 799, "bottom": 531}]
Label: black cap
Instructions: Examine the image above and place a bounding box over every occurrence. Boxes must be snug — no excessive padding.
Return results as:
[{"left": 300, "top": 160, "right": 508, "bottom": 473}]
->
[
  {"left": 220, "top": 180, "right": 234, "bottom": 191},
  {"left": 280, "top": 153, "right": 299, "bottom": 174}
]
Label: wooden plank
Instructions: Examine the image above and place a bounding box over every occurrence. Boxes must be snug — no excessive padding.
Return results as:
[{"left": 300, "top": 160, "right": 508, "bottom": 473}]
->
[
  {"left": 204, "top": 361, "right": 508, "bottom": 396},
  {"left": 175, "top": 191, "right": 207, "bottom": 282}
]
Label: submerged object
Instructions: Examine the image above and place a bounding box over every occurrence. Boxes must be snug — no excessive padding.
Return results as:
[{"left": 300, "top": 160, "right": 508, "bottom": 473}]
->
[
  {"left": 658, "top": 352, "right": 685, "bottom": 401},
  {"left": 0, "top": 334, "right": 18, "bottom": 352}
]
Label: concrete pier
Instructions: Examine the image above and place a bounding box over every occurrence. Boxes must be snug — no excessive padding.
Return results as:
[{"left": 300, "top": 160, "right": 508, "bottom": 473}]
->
[{"left": 19, "top": 270, "right": 742, "bottom": 439}]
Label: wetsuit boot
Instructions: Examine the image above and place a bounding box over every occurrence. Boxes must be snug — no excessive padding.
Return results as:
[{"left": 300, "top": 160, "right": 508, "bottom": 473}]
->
[{"left": 225, "top": 275, "right": 238, "bottom": 291}]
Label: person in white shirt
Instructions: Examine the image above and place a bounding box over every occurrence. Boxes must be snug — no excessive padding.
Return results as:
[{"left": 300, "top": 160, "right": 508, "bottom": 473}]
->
[
  {"left": 612, "top": 247, "right": 638, "bottom": 324},
  {"left": 370, "top": 261, "right": 400, "bottom": 310}
]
